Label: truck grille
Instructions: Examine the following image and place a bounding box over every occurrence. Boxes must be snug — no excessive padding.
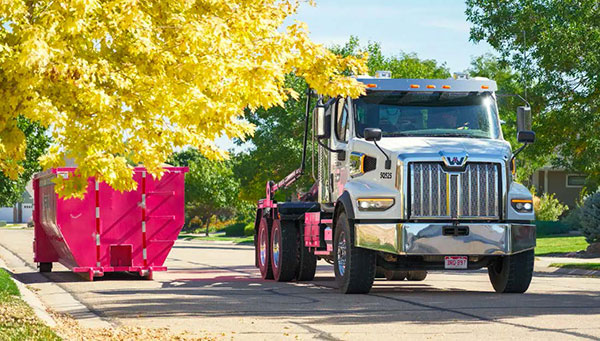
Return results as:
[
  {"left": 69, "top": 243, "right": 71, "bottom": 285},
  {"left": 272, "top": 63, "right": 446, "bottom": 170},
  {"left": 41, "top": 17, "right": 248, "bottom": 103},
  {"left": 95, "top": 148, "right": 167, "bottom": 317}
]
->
[{"left": 410, "top": 162, "right": 500, "bottom": 219}]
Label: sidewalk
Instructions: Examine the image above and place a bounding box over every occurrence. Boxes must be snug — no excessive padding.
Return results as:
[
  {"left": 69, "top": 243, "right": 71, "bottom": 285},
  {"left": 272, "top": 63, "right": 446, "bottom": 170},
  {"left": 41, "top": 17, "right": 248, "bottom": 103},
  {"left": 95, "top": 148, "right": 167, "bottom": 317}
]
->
[{"left": 536, "top": 256, "right": 600, "bottom": 277}]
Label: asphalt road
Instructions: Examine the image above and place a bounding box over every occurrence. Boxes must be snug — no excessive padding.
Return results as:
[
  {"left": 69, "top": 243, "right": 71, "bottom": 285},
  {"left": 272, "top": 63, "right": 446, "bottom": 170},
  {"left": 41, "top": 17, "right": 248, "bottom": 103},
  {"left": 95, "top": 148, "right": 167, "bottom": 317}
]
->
[{"left": 1, "top": 228, "right": 600, "bottom": 340}]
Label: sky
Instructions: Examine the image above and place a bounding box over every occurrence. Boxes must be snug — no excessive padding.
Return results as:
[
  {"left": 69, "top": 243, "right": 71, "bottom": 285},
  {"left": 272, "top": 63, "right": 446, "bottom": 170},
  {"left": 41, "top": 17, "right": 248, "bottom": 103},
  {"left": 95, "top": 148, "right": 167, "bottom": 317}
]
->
[
  {"left": 216, "top": 0, "right": 496, "bottom": 151},
  {"left": 290, "top": 0, "right": 495, "bottom": 72}
]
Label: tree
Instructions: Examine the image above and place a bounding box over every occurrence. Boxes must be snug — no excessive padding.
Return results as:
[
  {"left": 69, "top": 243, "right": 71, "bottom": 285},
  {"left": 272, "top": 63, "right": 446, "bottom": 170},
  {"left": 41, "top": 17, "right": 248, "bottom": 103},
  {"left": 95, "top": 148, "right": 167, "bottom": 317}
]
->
[
  {"left": 466, "top": 0, "right": 600, "bottom": 187},
  {"left": 169, "top": 149, "right": 239, "bottom": 235},
  {"left": 0, "top": 117, "right": 50, "bottom": 207},
  {"left": 0, "top": 1, "right": 367, "bottom": 198},
  {"left": 234, "top": 38, "right": 451, "bottom": 203},
  {"left": 467, "top": 54, "right": 547, "bottom": 183}
]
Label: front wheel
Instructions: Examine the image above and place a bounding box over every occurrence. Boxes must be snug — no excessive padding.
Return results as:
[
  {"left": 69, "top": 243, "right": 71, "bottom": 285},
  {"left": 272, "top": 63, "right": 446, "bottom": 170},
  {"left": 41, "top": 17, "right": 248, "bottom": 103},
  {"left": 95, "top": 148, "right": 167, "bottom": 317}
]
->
[
  {"left": 257, "top": 217, "right": 273, "bottom": 280},
  {"left": 334, "top": 212, "right": 376, "bottom": 294},
  {"left": 488, "top": 249, "right": 534, "bottom": 293}
]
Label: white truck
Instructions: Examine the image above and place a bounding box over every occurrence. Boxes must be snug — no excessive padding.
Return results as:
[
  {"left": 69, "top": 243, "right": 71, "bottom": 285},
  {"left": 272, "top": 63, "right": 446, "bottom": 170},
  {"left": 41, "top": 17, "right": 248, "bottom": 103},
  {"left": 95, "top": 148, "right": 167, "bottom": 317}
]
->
[{"left": 254, "top": 72, "right": 536, "bottom": 294}]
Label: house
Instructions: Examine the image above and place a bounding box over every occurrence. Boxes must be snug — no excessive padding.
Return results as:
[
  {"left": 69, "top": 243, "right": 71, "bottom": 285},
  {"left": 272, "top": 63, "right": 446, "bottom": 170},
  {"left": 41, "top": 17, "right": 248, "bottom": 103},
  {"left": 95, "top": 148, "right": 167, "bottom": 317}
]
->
[
  {"left": 0, "top": 181, "right": 34, "bottom": 224},
  {"left": 531, "top": 166, "right": 586, "bottom": 208}
]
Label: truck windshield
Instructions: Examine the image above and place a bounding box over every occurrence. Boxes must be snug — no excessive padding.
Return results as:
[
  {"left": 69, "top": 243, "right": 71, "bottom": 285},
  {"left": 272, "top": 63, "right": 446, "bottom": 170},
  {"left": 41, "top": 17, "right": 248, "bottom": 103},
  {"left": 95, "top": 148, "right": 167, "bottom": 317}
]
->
[{"left": 354, "top": 91, "right": 500, "bottom": 139}]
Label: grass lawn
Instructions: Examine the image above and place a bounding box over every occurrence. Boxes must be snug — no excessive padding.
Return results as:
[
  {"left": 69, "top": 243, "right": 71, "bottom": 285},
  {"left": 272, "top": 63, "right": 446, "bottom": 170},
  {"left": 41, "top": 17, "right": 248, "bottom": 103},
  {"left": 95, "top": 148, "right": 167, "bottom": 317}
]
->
[
  {"left": 178, "top": 234, "right": 254, "bottom": 245},
  {"left": 535, "top": 235, "right": 589, "bottom": 256},
  {"left": 0, "top": 268, "right": 60, "bottom": 340},
  {"left": 549, "top": 263, "right": 600, "bottom": 271}
]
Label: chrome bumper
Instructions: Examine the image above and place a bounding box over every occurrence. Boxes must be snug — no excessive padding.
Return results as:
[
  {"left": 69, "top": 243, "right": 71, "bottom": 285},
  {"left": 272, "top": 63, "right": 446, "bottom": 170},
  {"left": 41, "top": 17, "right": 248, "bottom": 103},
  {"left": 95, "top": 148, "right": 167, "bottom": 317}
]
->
[{"left": 354, "top": 222, "right": 535, "bottom": 255}]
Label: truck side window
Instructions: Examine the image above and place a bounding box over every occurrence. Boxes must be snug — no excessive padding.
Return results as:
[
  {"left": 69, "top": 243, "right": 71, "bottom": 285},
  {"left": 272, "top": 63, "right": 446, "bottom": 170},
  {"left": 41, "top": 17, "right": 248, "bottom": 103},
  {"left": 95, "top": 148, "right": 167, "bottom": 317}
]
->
[{"left": 335, "top": 98, "right": 349, "bottom": 142}]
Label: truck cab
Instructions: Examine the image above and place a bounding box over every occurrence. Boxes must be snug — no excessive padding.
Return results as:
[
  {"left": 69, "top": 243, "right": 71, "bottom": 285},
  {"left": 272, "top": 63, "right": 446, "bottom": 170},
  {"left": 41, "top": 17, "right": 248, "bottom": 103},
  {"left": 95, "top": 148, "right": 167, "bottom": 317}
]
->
[{"left": 255, "top": 73, "right": 536, "bottom": 294}]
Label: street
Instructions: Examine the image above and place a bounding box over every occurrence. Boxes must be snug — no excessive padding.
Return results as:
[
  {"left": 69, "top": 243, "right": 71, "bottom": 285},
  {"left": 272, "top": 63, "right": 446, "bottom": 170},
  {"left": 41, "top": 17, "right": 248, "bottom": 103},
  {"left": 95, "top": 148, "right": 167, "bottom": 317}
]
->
[{"left": 1, "top": 228, "right": 600, "bottom": 340}]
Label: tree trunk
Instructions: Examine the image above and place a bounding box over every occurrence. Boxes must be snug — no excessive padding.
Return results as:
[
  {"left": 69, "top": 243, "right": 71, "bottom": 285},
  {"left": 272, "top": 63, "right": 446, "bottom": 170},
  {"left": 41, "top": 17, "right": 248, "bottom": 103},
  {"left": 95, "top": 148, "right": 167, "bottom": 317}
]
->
[{"left": 205, "top": 220, "right": 210, "bottom": 237}]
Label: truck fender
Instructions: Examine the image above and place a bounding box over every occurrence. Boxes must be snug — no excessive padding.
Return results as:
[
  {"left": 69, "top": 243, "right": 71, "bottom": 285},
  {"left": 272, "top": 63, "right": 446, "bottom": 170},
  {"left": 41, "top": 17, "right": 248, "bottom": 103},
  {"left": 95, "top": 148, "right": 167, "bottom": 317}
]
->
[{"left": 334, "top": 191, "right": 355, "bottom": 229}]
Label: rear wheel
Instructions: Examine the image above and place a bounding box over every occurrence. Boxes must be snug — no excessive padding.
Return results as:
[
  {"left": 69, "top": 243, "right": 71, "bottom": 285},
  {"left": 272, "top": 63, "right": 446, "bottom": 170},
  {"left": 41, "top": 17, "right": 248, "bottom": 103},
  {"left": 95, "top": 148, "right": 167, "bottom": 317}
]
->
[
  {"left": 271, "top": 220, "right": 298, "bottom": 282},
  {"left": 39, "top": 262, "right": 52, "bottom": 273},
  {"left": 384, "top": 270, "right": 407, "bottom": 281},
  {"left": 296, "top": 223, "right": 317, "bottom": 281},
  {"left": 334, "top": 212, "right": 376, "bottom": 294},
  {"left": 406, "top": 271, "right": 427, "bottom": 281},
  {"left": 257, "top": 217, "right": 273, "bottom": 280},
  {"left": 488, "top": 249, "right": 534, "bottom": 293}
]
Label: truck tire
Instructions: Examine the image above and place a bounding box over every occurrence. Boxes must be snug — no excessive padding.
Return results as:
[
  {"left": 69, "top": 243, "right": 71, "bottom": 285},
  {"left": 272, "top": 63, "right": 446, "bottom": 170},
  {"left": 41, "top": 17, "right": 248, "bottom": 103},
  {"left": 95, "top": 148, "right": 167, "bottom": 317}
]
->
[
  {"left": 406, "top": 271, "right": 427, "bottom": 281},
  {"left": 384, "top": 270, "right": 407, "bottom": 281},
  {"left": 257, "top": 217, "right": 273, "bottom": 280},
  {"left": 296, "top": 227, "right": 317, "bottom": 281},
  {"left": 39, "top": 262, "right": 52, "bottom": 273},
  {"left": 334, "top": 212, "right": 376, "bottom": 294},
  {"left": 271, "top": 220, "right": 298, "bottom": 282},
  {"left": 488, "top": 249, "right": 534, "bottom": 293}
]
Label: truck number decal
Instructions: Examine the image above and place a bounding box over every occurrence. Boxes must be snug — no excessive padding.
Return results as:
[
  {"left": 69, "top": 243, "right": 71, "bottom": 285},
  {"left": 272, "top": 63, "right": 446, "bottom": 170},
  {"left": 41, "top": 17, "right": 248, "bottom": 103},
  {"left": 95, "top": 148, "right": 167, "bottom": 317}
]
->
[{"left": 380, "top": 172, "right": 392, "bottom": 179}]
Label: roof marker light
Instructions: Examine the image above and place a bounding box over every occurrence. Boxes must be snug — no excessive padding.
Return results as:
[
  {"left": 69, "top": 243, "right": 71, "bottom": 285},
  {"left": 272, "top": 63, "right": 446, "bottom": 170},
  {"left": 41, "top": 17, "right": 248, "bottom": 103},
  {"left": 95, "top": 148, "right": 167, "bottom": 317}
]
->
[
  {"left": 481, "top": 85, "right": 489, "bottom": 89},
  {"left": 366, "top": 84, "right": 377, "bottom": 88},
  {"left": 410, "top": 84, "right": 420, "bottom": 88},
  {"left": 442, "top": 85, "right": 451, "bottom": 89},
  {"left": 426, "top": 85, "right": 436, "bottom": 89}
]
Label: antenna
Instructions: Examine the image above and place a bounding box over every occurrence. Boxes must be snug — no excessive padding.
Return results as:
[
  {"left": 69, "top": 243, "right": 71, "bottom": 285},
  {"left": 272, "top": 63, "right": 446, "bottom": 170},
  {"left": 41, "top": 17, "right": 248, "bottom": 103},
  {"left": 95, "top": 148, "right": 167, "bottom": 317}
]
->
[{"left": 522, "top": 30, "right": 528, "bottom": 101}]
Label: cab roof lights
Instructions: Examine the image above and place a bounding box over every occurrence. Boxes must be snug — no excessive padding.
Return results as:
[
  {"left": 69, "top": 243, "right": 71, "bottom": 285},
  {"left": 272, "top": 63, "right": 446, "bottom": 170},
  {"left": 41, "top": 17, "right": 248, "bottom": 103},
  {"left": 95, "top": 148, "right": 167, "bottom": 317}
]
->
[{"left": 355, "top": 78, "right": 497, "bottom": 92}]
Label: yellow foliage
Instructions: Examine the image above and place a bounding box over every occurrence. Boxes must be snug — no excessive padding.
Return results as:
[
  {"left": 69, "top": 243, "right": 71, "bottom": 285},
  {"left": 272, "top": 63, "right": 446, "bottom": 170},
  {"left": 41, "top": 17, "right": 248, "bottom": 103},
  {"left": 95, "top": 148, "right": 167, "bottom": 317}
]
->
[{"left": 0, "top": 0, "right": 367, "bottom": 197}]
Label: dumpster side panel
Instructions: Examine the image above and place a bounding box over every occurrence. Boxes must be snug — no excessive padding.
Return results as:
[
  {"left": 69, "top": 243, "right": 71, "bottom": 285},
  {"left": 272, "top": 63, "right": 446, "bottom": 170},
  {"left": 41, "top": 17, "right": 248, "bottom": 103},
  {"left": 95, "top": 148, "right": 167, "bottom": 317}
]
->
[
  {"left": 99, "top": 173, "right": 143, "bottom": 267},
  {"left": 33, "top": 177, "right": 59, "bottom": 263},
  {"left": 145, "top": 170, "right": 186, "bottom": 266},
  {"left": 54, "top": 177, "right": 97, "bottom": 268}
]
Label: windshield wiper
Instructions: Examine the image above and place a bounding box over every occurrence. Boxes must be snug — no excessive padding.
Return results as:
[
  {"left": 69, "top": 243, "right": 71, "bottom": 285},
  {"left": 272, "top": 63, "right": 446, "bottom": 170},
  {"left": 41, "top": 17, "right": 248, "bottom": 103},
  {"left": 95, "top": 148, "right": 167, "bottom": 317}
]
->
[
  {"left": 384, "top": 132, "right": 413, "bottom": 137},
  {"left": 430, "top": 133, "right": 488, "bottom": 138}
]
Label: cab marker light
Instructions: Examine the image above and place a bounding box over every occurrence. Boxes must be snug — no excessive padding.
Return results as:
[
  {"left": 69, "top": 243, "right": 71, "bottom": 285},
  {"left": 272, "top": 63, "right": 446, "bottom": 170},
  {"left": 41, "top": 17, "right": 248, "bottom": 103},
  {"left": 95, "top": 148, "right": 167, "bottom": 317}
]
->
[
  {"left": 426, "top": 85, "right": 436, "bottom": 89},
  {"left": 481, "top": 85, "right": 490, "bottom": 89},
  {"left": 442, "top": 85, "right": 451, "bottom": 89},
  {"left": 366, "top": 84, "right": 377, "bottom": 88},
  {"left": 410, "top": 84, "right": 420, "bottom": 88}
]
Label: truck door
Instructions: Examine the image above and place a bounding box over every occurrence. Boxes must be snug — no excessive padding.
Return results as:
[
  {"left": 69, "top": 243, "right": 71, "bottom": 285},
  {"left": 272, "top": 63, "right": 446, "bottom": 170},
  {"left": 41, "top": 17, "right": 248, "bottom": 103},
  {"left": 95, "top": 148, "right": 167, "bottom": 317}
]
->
[{"left": 330, "top": 97, "right": 351, "bottom": 201}]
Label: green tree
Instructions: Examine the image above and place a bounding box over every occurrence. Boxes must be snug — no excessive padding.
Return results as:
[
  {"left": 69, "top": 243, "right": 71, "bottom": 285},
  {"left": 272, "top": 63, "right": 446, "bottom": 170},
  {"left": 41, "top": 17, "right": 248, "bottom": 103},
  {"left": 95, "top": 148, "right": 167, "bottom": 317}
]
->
[
  {"left": 466, "top": 0, "right": 600, "bottom": 188},
  {"left": 0, "top": 117, "right": 50, "bottom": 207},
  {"left": 169, "top": 149, "right": 240, "bottom": 235},
  {"left": 234, "top": 38, "right": 451, "bottom": 203},
  {"left": 467, "top": 54, "right": 547, "bottom": 183}
]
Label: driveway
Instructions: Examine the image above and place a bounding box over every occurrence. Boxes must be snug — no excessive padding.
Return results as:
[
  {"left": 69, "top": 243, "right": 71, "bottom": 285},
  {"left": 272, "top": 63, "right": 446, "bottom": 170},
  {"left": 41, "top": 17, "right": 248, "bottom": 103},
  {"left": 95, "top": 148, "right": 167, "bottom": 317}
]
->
[{"left": 1, "top": 228, "right": 599, "bottom": 340}]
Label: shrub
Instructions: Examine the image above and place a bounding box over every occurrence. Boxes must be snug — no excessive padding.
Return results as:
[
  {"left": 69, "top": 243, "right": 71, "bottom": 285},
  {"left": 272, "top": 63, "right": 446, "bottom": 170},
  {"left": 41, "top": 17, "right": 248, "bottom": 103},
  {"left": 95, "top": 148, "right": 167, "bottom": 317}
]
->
[
  {"left": 533, "top": 193, "right": 567, "bottom": 221},
  {"left": 0, "top": 221, "right": 6, "bottom": 227},
  {"left": 224, "top": 222, "right": 247, "bottom": 237},
  {"left": 562, "top": 207, "right": 583, "bottom": 231},
  {"left": 244, "top": 222, "right": 255, "bottom": 236},
  {"left": 580, "top": 192, "right": 600, "bottom": 244}
]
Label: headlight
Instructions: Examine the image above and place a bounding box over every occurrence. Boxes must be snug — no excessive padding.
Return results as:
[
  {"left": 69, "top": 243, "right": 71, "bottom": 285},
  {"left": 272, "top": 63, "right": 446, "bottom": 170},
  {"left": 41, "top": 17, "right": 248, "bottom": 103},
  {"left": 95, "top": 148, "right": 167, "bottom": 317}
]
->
[
  {"left": 357, "top": 198, "right": 395, "bottom": 211},
  {"left": 511, "top": 199, "right": 533, "bottom": 213}
]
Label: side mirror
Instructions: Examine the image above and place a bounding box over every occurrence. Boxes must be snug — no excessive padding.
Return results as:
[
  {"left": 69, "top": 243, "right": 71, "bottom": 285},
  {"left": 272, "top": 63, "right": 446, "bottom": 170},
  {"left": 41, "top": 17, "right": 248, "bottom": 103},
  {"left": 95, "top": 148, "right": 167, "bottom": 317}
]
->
[
  {"left": 316, "top": 105, "right": 330, "bottom": 139},
  {"left": 364, "top": 128, "right": 382, "bottom": 142},
  {"left": 517, "top": 130, "right": 535, "bottom": 144},
  {"left": 516, "top": 106, "right": 532, "bottom": 132}
]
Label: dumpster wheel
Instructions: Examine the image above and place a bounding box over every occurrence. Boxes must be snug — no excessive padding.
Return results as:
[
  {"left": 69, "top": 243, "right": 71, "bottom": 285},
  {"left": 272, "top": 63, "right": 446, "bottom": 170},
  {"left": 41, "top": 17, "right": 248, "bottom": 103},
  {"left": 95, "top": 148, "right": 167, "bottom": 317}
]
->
[{"left": 39, "top": 262, "right": 52, "bottom": 273}]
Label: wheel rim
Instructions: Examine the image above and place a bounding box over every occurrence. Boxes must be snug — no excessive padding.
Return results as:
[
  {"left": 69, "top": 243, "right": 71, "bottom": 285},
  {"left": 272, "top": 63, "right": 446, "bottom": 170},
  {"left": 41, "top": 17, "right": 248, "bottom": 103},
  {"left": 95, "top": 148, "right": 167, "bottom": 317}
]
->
[
  {"left": 272, "top": 227, "right": 280, "bottom": 269},
  {"left": 337, "top": 231, "right": 347, "bottom": 277},
  {"left": 259, "top": 227, "right": 267, "bottom": 267}
]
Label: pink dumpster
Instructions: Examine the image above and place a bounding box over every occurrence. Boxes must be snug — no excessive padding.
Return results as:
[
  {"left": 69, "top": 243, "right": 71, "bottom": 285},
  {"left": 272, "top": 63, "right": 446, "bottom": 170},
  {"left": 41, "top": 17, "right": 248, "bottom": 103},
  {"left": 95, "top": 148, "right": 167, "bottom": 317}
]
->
[{"left": 33, "top": 167, "right": 188, "bottom": 281}]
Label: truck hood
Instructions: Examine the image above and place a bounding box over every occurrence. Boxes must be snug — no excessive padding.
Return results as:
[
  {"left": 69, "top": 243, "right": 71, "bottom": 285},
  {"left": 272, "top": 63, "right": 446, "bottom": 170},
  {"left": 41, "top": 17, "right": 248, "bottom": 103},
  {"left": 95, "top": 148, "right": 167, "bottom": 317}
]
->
[{"left": 375, "top": 137, "right": 512, "bottom": 161}]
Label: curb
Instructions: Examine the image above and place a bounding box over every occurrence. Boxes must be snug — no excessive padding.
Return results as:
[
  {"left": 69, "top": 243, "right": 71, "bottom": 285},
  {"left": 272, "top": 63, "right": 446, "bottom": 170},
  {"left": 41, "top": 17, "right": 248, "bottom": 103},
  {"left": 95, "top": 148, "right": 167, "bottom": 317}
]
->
[
  {"left": 0, "top": 256, "right": 57, "bottom": 328},
  {"left": 540, "top": 266, "right": 600, "bottom": 277}
]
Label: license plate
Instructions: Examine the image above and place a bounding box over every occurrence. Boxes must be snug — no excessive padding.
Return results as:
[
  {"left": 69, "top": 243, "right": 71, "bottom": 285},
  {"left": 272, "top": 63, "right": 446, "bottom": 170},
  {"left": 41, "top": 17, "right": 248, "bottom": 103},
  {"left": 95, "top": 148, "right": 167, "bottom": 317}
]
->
[{"left": 445, "top": 256, "right": 468, "bottom": 269}]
